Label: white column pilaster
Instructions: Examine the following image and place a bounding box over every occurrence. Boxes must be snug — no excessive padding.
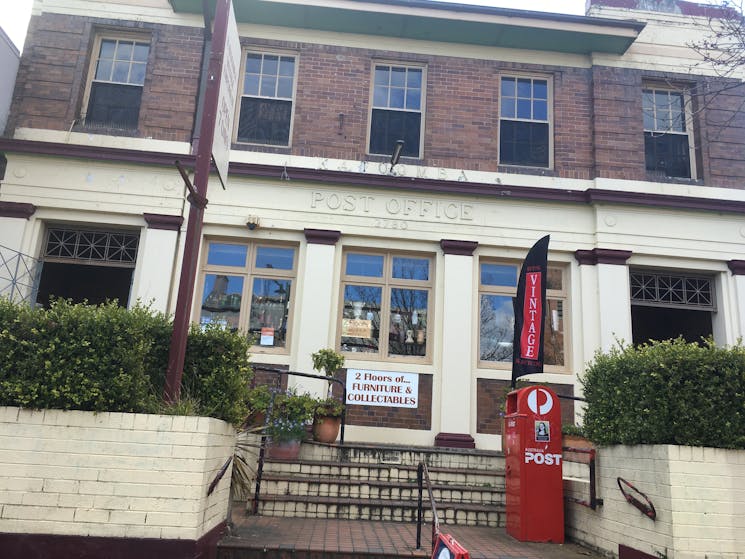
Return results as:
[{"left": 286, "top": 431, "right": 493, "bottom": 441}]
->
[
  {"left": 130, "top": 214, "right": 182, "bottom": 312},
  {"left": 0, "top": 202, "right": 36, "bottom": 302}
]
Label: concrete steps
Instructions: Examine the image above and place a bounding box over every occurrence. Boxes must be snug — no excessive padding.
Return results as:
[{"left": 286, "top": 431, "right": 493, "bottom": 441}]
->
[{"left": 245, "top": 440, "right": 506, "bottom": 527}]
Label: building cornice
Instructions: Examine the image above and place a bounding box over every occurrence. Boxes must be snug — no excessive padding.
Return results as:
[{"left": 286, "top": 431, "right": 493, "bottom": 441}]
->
[
  {"left": 575, "top": 248, "right": 633, "bottom": 266},
  {"left": 3, "top": 139, "right": 745, "bottom": 217},
  {"left": 441, "top": 240, "right": 478, "bottom": 256},
  {"left": 0, "top": 201, "right": 36, "bottom": 219}
]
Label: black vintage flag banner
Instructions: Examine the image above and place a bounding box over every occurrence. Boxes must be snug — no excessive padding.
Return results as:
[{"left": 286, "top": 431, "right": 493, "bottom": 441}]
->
[{"left": 511, "top": 235, "right": 550, "bottom": 387}]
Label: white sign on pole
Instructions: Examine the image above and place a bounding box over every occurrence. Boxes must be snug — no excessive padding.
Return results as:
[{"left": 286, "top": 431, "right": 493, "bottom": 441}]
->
[
  {"left": 346, "top": 369, "right": 419, "bottom": 408},
  {"left": 212, "top": 0, "right": 240, "bottom": 188}
]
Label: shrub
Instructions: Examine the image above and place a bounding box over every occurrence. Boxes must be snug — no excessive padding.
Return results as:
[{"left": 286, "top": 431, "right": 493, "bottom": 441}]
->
[
  {"left": 581, "top": 338, "right": 745, "bottom": 449},
  {"left": 0, "top": 298, "right": 253, "bottom": 424}
]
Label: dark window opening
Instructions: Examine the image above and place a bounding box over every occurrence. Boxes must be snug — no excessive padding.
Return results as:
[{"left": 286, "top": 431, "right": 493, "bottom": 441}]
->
[
  {"left": 86, "top": 82, "right": 143, "bottom": 130},
  {"left": 644, "top": 132, "right": 691, "bottom": 178},
  {"left": 237, "top": 98, "right": 292, "bottom": 145},
  {"left": 369, "top": 109, "right": 421, "bottom": 158},
  {"left": 631, "top": 305, "right": 713, "bottom": 345},
  {"left": 499, "top": 120, "right": 549, "bottom": 167},
  {"left": 36, "top": 262, "right": 133, "bottom": 308}
]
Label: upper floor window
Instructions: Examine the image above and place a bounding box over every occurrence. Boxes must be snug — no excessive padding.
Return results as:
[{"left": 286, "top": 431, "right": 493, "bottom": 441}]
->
[
  {"left": 339, "top": 251, "right": 432, "bottom": 361},
  {"left": 369, "top": 64, "right": 424, "bottom": 159},
  {"left": 237, "top": 52, "right": 296, "bottom": 146},
  {"left": 479, "top": 262, "right": 566, "bottom": 369},
  {"left": 643, "top": 87, "right": 695, "bottom": 179},
  {"left": 84, "top": 36, "right": 150, "bottom": 130},
  {"left": 198, "top": 241, "right": 297, "bottom": 351},
  {"left": 499, "top": 76, "right": 551, "bottom": 168}
]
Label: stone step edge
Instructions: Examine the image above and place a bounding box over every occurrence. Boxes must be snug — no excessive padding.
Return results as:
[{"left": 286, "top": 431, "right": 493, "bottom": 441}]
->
[
  {"left": 306, "top": 439, "right": 503, "bottom": 458},
  {"left": 259, "top": 473, "right": 505, "bottom": 493},
  {"left": 251, "top": 494, "right": 505, "bottom": 514},
  {"left": 218, "top": 536, "right": 425, "bottom": 559},
  {"left": 265, "top": 458, "right": 505, "bottom": 476}
]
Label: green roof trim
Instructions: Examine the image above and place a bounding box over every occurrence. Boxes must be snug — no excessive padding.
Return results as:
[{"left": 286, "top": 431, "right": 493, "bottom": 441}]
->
[{"left": 169, "top": 0, "right": 644, "bottom": 55}]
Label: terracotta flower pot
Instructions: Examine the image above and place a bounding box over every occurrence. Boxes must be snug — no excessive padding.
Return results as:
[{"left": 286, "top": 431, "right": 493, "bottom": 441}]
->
[
  {"left": 266, "top": 439, "right": 301, "bottom": 460},
  {"left": 312, "top": 415, "right": 341, "bottom": 443}
]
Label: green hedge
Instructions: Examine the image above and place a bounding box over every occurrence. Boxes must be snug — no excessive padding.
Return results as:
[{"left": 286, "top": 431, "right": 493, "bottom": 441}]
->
[
  {"left": 0, "top": 299, "right": 252, "bottom": 424},
  {"left": 581, "top": 338, "right": 745, "bottom": 449}
]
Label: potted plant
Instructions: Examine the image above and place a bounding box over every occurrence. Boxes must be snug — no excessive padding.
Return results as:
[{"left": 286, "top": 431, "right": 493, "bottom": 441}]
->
[
  {"left": 311, "top": 348, "right": 345, "bottom": 397},
  {"left": 312, "top": 396, "right": 344, "bottom": 443},
  {"left": 244, "top": 384, "right": 272, "bottom": 427},
  {"left": 264, "top": 389, "right": 316, "bottom": 459}
]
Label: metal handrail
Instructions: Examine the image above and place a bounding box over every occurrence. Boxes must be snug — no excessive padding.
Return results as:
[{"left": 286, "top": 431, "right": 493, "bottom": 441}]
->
[
  {"left": 416, "top": 461, "right": 440, "bottom": 550},
  {"left": 250, "top": 366, "right": 348, "bottom": 515},
  {"left": 562, "top": 446, "right": 602, "bottom": 510}
]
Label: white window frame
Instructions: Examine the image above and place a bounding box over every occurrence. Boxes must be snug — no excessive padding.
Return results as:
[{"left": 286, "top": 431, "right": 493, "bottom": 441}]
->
[
  {"left": 497, "top": 74, "right": 553, "bottom": 169},
  {"left": 367, "top": 62, "right": 426, "bottom": 159},
  {"left": 234, "top": 49, "right": 298, "bottom": 147}
]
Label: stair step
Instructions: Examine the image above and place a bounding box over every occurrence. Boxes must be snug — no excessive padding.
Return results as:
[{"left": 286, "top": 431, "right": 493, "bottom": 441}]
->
[
  {"left": 260, "top": 473, "right": 504, "bottom": 505},
  {"left": 252, "top": 494, "right": 504, "bottom": 527}
]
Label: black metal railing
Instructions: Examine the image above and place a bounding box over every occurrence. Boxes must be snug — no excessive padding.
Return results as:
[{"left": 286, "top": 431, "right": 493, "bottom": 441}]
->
[
  {"left": 416, "top": 461, "right": 440, "bottom": 551},
  {"left": 562, "top": 446, "right": 602, "bottom": 510},
  {"left": 249, "top": 366, "right": 348, "bottom": 515}
]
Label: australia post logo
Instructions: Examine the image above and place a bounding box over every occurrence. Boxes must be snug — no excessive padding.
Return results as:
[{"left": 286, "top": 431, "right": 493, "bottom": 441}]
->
[
  {"left": 525, "top": 450, "right": 562, "bottom": 466},
  {"left": 527, "top": 388, "right": 553, "bottom": 416}
]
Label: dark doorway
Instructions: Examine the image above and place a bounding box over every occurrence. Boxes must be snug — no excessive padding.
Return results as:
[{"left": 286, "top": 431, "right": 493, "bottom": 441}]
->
[
  {"left": 631, "top": 305, "right": 713, "bottom": 345},
  {"left": 36, "top": 262, "right": 133, "bottom": 307}
]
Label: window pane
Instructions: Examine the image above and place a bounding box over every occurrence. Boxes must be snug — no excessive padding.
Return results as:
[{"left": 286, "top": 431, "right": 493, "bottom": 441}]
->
[
  {"left": 407, "top": 69, "right": 422, "bottom": 88},
  {"left": 100, "top": 39, "right": 116, "bottom": 59},
  {"left": 237, "top": 97, "right": 292, "bottom": 145},
  {"left": 112, "top": 61, "right": 130, "bottom": 82},
  {"left": 369, "top": 109, "right": 421, "bottom": 157},
  {"left": 375, "top": 66, "right": 390, "bottom": 86},
  {"left": 207, "top": 243, "right": 248, "bottom": 267},
  {"left": 547, "top": 267, "right": 562, "bottom": 290},
  {"left": 392, "top": 257, "right": 429, "bottom": 281},
  {"left": 244, "top": 73, "right": 260, "bottom": 95},
  {"left": 533, "top": 100, "right": 547, "bottom": 121},
  {"left": 116, "top": 41, "right": 133, "bottom": 61},
  {"left": 389, "top": 87, "right": 405, "bottom": 109},
  {"left": 200, "top": 274, "right": 244, "bottom": 330},
  {"left": 130, "top": 62, "right": 146, "bottom": 85},
  {"left": 501, "top": 77, "right": 515, "bottom": 97},
  {"left": 406, "top": 88, "right": 421, "bottom": 111},
  {"left": 256, "top": 246, "right": 294, "bottom": 270},
  {"left": 346, "top": 253, "right": 384, "bottom": 277},
  {"left": 262, "top": 55, "right": 278, "bottom": 76},
  {"left": 390, "top": 67, "right": 406, "bottom": 86},
  {"left": 373, "top": 85, "right": 388, "bottom": 107},
  {"left": 544, "top": 298, "right": 564, "bottom": 366},
  {"left": 644, "top": 132, "right": 691, "bottom": 178},
  {"left": 277, "top": 77, "right": 293, "bottom": 99},
  {"left": 388, "top": 288, "right": 428, "bottom": 357},
  {"left": 499, "top": 120, "right": 549, "bottom": 167},
  {"left": 501, "top": 97, "right": 515, "bottom": 119},
  {"left": 341, "top": 284, "right": 381, "bottom": 353},
  {"left": 279, "top": 57, "right": 295, "bottom": 76},
  {"left": 249, "top": 277, "right": 290, "bottom": 347},
  {"left": 517, "top": 78, "right": 532, "bottom": 98},
  {"left": 517, "top": 98, "right": 532, "bottom": 119},
  {"left": 133, "top": 43, "right": 149, "bottom": 63},
  {"left": 260, "top": 76, "right": 277, "bottom": 97},
  {"left": 534, "top": 80, "right": 548, "bottom": 99},
  {"left": 245, "top": 53, "right": 262, "bottom": 74},
  {"left": 95, "top": 60, "right": 113, "bottom": 81},
  {"left": 481, "top": 263, "right": 517, "bottom": 287},
  {"left": 479, "top": 294, "right": 514, "bottom": 362},
  {"left": 86, "top": 82, "right": 143, "bottom": 129}
]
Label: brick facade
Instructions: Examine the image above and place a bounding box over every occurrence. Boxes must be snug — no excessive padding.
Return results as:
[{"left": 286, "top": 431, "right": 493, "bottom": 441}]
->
[{"left": 10, "top": 13, "right": 745, "bottom": 188}]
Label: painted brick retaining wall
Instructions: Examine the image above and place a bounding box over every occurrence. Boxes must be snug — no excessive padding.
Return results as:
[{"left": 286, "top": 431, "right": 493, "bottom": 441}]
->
[
  {"left": 565, "top": 445, "right": 745, "bottom": 559},
  {"left": 0, "top": 406, "right": 235, "bottom": 547}
]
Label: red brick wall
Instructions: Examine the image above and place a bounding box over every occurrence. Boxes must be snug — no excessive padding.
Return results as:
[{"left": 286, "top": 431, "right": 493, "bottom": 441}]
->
[
  {"left": 333, "top": 369, "right": 432, "bottom": 431},
  {"left": 476, "top": 378, "right": 575, "bottom": 435},
  {"left": 9, "top": 14, "right": 745, "bottom": 189}
]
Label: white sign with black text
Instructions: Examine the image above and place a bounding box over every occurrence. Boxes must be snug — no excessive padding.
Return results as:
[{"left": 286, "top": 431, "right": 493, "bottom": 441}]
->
[{"left": 346, "top": 369, "right": 418, "bottom": 408}]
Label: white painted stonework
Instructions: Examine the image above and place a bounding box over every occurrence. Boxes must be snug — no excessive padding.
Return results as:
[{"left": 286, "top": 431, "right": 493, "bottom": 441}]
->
[
  {"left": 565, "top": 445, "right": 745, "bottom": 559},
  {"left": 0, "top": 407, "right": 236, "bottom": 541}
]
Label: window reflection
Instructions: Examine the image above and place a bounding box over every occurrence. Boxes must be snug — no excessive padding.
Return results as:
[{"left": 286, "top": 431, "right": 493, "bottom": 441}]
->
[
  {"left": 388, "top": 288, "right": 428, "bottom": 357},
  {"left": 340, "top": 285, "right": 382, "bottom": 353},
  {"left": 200, "top": 274, "right": 244, "bottom": 330},
  {"left": 249, "top": 277, "right": 291, "bottom": 347}
]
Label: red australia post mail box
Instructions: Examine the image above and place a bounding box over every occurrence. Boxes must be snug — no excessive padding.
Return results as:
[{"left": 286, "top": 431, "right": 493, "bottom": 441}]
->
[{"left": 504, "top": 385, "right": 564, "bottom": 543}]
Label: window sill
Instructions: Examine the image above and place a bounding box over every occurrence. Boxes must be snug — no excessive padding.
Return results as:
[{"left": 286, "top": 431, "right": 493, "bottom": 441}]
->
[
  {"left": 497, "top": 164, "right": 555, "bottom": 177},
  {"left": 74, "top": 122, "right": 141, "bottom": 137},
  {"left": 645, "top": 173, "right": 703, "bottom": 186},
  {"left": 232, "top": 142, "right": 292, "bottom": 153}
]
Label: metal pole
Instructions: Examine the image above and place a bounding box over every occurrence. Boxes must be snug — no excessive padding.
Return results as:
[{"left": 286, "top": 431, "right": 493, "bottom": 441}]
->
[
  {"left": 164, "top": 0, "right": 231, "bottom": 402},
  {"left": 416, "top": 463, "right": 423, "bottom": 550}
]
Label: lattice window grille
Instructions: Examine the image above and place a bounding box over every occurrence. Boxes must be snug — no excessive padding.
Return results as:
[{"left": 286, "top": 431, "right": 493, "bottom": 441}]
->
[
  {"left": 45, "top": 228, "right": 139, "bottom": 265},
  {"left": 630, "top": 271, "right": 714, "bottom": 309}
]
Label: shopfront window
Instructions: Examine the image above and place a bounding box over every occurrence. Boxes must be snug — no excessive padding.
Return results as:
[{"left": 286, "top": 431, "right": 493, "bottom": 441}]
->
[
  {"left": 478, "top": 262, "right": 566, "bottom": 369},
  {"left": 198, "top": 241, "right": 296, "bottom": 351},
  {"left": 340, "top": 251, "right": 432, "bottom": 361}
]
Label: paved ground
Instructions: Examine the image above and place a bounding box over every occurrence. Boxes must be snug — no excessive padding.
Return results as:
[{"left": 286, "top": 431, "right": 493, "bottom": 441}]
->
[{"left": 222, "top": 513, "right": 602, "bottom": 559}]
